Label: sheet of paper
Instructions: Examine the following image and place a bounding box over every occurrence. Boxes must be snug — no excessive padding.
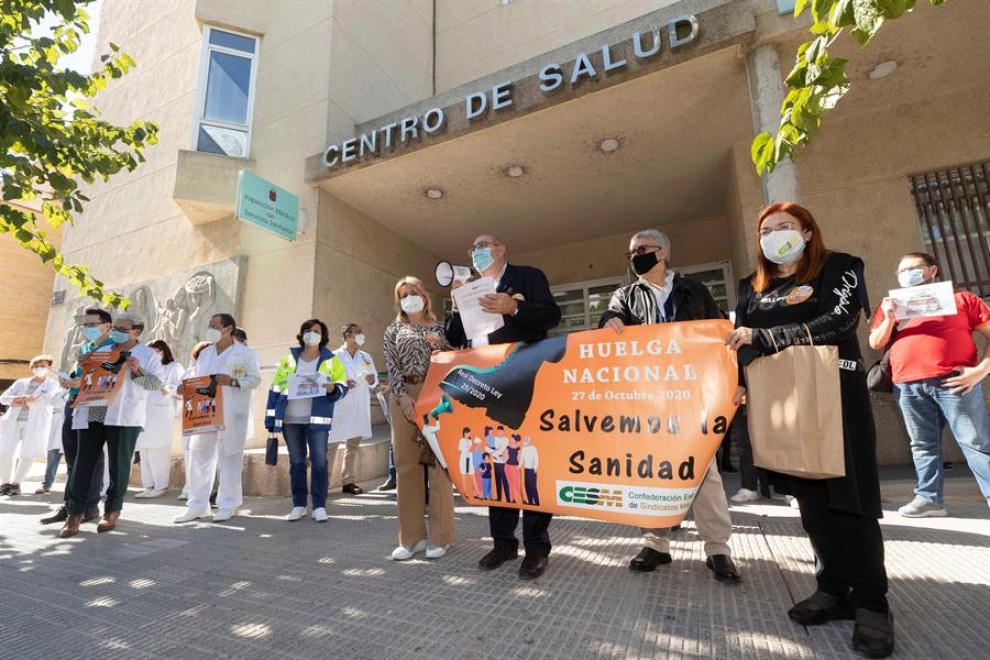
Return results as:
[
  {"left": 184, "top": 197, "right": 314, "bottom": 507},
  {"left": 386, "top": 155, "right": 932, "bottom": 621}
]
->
[
  {"left": 288, "top": 373, "right": 326, "bottom": 400},
  {"left": 452, "top": 276, "right": 505, "bottom": 342},
  {"left": 889, "top": 281, "right": 957, "bottom": 320}
]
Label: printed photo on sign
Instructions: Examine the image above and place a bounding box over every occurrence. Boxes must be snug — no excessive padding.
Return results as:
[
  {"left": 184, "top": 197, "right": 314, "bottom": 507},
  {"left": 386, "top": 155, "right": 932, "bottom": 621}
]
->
[
  {"left": 181, "top": 375, "right": 225, "bottom": 436},
  {"left": 888, "top": 280, "right": 958, "bottom": 320},
  {"left": 73, "top": 350, "right": 128, "bottom": 408},
  {"left": 414, "top": 320, "right": 739, "bottom": 528},
  {"left": 288, "top": 373, "right": 324, "bottom": 400}
]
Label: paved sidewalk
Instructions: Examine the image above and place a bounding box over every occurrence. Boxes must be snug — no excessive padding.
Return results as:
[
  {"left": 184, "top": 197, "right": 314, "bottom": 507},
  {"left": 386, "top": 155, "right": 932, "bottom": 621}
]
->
[{"left": 1, "top": 474, "right": 987, "bottom": 660}]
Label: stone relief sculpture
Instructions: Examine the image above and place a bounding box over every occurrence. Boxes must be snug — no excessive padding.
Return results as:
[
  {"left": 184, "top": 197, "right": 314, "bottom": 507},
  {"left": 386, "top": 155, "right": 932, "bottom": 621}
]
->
[{"left": 53, "top": 262, "right": 237, "bottom": 372}]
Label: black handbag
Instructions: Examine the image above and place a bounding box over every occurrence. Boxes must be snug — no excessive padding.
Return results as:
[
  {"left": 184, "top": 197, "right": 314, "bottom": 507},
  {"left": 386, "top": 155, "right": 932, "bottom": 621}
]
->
[
  {"left": 867, "top": 321, "right": 904, "bottom": 393},
  {"left": 265, "top": 433, "right": 279, "bottom": 466}
]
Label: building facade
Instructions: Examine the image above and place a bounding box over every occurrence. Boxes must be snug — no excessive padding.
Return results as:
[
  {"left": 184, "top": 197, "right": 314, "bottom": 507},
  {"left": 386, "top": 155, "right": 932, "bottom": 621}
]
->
[{"left": 44, "top": 0, "right": 990, "bottom": 464}]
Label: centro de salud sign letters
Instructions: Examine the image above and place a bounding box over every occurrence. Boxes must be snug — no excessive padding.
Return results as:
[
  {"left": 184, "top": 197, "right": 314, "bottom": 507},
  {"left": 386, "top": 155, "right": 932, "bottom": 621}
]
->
[{"left": 321, "top": 14, "right": 700, "bottom": 170}]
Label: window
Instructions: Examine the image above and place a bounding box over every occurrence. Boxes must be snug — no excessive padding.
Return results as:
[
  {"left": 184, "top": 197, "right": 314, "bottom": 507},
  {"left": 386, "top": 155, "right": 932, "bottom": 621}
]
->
[
  {"left": 679, "top": 261, "right": 735, "bottom": 315},
  {"left": 194, "top": 27, "right": 259, "bottom": 158},
  {"left": 910, "top": 163, "right": 990, "bottom": 298},
  {"left": 550, "top": 277, "right": 626, "bottom": 336}
]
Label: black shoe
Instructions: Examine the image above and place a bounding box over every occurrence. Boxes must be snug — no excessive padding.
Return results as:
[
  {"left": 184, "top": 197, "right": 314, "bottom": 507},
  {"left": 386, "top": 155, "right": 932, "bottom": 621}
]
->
[
  {"left": 0, "top": 483, "right": 11, "bottom": 496},
  {"left": 478, "top": 547, "right": 519, "bottom": 571},
  {"left": 519, "top": 554, "right": 548, "bottom": 580},
  {"left": 852, "top": 608, "right": 895, "bottom": 658},
  {"left": 40, "top": 506, "right": 69, "bottom": 525},
  {"left": 195, "top": 376, "right": 218, "bottom": 399},
  {"left": 209, "top": 492, "right": 218, "bottom": 508},
  {"left": 375, "top": 478, "right": 396, "bottom": 491},
  {"left": 705, "top": 554, "right": 741, "bottom": 583},
  {"left": 342, "top": 483, "right": 364, "bottom": 495},
  {"left": 83, "top": 506, "right": 101, "bottom": 523},
  {"left": 628, "top": 547, "right": 673, "bottom": 573},
  {"left": 788, "top": 590, "right": 854, "bottom": 626},
  {"left": 7, "top": 484, "right": 21, "bottom": 496}
]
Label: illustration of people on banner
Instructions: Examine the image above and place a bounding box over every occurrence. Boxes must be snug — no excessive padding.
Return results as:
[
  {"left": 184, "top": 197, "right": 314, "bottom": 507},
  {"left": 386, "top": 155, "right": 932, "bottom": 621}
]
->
[
  {"left": 72, "top": 350, "right": 129, "bottom": 408},
  {"left": 414, "top": 320, "right": 738, "bottom": 528},
  {"left": 181, "top": 375, "right": 225, "bottom": 436}
]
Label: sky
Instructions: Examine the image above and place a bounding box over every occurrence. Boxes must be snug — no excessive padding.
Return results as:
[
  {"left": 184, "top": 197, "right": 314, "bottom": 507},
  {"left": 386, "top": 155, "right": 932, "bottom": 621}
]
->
[{"left": 31, "top": 0, "right": 103, "bottom": 74}]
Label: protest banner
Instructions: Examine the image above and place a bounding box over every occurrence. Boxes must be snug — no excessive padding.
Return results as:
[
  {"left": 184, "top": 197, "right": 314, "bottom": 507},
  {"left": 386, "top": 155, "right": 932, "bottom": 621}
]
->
[
  {"left": 181, "top": 375, "right": 225, "bottom": 436},
  {"left": 415, "top": 320, "right": 738, "bottom": 528},
  {"left": 72, "top": 350, "right": 128, "bottom": 408}
]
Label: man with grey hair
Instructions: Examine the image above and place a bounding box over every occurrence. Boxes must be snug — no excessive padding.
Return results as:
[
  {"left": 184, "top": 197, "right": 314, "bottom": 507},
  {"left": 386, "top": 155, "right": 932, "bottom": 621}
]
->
[
  {"left": 599, "top": 229, "right": 740, "bottom": 583},
  {"left": 59, "top": 311, "right": 164, "bottom": 537}
]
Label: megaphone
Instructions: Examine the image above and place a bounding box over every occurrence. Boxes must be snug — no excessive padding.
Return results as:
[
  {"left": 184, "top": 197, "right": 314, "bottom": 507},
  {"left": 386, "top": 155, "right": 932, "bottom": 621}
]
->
[
  {"left": 430, "top": 394, "right": 453, "bottom": 419},
  {"left": 435, "top": 261, "right": 473, "bottom": 288}
]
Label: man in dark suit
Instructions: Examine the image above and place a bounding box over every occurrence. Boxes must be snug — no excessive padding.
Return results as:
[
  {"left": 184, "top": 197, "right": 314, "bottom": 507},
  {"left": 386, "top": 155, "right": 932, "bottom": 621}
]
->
[{"left": 446, "top": 233, "right": 561, "bottom": 580}]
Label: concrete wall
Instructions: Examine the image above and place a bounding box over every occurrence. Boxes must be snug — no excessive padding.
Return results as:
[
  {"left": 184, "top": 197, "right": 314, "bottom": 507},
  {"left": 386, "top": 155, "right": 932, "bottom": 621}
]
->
[
  {"left": 435, "top": 0, "right": 689, "bottom": 92},
  {"left": 0, "top": 201, "right": 60, "bottom": 382}
]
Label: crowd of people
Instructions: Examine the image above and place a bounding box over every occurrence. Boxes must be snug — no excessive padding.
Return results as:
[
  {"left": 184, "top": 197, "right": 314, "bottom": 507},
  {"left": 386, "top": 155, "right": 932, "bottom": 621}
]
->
[{"left": 3, "top": 202, "right": 990, "bottom": 659}]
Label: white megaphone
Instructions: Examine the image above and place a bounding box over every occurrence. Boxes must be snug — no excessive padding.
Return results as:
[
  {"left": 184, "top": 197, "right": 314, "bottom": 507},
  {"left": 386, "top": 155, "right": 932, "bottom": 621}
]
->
[{"left": 435, "top": 261, "right": 473, "bottom": 288}]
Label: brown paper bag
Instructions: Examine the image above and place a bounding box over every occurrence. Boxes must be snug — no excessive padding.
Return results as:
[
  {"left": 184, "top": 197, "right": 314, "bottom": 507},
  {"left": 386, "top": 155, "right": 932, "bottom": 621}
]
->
[{"left": 744, "top": 327, "right": 845, "bottom": 480}]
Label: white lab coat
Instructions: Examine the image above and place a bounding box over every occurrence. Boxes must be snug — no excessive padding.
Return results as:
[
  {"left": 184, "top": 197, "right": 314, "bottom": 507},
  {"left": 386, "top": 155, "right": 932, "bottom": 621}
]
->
[
  {"left": 328, "top": 346, "right": 378, "bottom": 442},
  {"left": 0, "top": 377, "right": 62, "bottom": 460},
  {"left": 46, "top": 389, "right": 69, "bottom": 452},
  {"left": 136, "top": 361, "right": 184, "bottom": 450},
  {"left": 191, "top": 343, "right": 261, "bottom": 456}
]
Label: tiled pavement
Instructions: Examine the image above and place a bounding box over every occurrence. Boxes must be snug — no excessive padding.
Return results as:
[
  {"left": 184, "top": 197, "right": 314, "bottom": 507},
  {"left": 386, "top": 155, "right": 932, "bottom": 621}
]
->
[{"left": 0, "top": 474, "right": 987, "bottom": 660}]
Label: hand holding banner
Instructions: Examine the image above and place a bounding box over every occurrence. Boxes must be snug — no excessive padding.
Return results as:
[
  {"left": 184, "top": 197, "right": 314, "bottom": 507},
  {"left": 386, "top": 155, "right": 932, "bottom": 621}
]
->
[{"left": 414, "top": 320, "right": 738, "bottom": 528}]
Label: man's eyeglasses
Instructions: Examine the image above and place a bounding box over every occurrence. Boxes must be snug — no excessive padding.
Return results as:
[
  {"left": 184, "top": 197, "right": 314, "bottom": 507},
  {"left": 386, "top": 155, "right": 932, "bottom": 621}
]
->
[
  {"left": 625, "top": 245, "right": 662, "bottom": 259},
  {"left": 469, "top": 240, "right": 501, "bottom": 253},
  {"left": 111, "top": 326, "right": 133, "bottom": 333}
]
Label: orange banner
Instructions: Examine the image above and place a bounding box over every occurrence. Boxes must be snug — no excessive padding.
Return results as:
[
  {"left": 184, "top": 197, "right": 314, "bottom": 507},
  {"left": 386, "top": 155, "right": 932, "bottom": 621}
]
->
[
  {"left": 181, "top": 376, "right": 225, "bottom": 436},
  {"left": 415, "top": 320, "right": 738, "bottom": 528},
  {"left": 73, "top": 350, "right": 127, "bottom": 408}
]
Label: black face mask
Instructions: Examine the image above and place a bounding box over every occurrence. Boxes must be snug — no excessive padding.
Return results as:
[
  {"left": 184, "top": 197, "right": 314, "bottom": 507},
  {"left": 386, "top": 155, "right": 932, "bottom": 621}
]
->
[{"left": 631, "top": 251, "right": 660, "bottom": 276}]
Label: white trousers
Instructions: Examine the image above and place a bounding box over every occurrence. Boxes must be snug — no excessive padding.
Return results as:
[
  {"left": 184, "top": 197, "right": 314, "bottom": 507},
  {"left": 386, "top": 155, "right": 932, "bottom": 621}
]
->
[
  {"left": 639, "top": 460, "right": 733, "bottom": 557},
  {"left": 0, "top": 457, "right": 33, "bottom": 484},
  {"left": 185, "top": 435, "right": 243, "bottom": 514},
  {"left": 139, "top": 447, "right": 172, "bottom": 490}
]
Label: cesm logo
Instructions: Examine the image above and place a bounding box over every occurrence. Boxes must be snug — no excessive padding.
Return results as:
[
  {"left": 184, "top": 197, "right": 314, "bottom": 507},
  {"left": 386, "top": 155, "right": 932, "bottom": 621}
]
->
[{"left": 558, "top": 484, "right": 624, "bottom": 508}]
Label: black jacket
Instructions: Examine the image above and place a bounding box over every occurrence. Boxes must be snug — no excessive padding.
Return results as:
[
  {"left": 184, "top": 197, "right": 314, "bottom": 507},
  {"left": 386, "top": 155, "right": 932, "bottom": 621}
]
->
[
  {"left": 598, "top": 274, "right": 725, "bottom": 328},
  {"left": 445, "top": 264, "right": 561, "bottom": 347}
]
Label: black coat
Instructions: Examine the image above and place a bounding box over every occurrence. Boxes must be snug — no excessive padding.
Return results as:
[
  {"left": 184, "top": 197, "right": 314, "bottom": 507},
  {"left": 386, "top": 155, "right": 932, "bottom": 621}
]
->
[
  {"left": 597, "top": 274, "right": 725, "bottom": 327},
  {"left": 736, "top": 251, "right": 882, "bottom": 517},
  {"left": 445, "top": 264, "right": 561, "bottom": 347}
]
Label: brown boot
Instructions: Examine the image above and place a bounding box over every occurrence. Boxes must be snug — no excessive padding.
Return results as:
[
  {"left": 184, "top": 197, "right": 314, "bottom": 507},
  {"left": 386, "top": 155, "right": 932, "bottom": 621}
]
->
[
  {"left": 59, "top": 514, "right": 84, "bottom": 538},
  {"left": 97, "top": 511, "right": 121, "bottom": 533}
]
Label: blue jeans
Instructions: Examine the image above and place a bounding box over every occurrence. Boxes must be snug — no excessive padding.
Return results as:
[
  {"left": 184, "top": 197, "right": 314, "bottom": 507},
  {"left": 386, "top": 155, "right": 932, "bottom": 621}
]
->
[
  {"left": 283, "top": 423, "right": 329, "bottom": 508},
  {"left": 894, "top": 378, "right": 990, "bottom": 504},
  {"left": 43, "top": 449, "right": 62, "bottom": 488}
]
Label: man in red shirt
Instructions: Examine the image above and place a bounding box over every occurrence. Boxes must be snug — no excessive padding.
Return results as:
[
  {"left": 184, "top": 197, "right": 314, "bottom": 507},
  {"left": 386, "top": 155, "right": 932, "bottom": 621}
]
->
[{"left": 869, "top": 253, "right": 990, "bottom": 517}]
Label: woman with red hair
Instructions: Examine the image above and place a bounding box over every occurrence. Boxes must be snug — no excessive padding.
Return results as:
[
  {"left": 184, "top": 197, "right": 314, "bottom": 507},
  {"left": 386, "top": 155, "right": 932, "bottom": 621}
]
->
[{"left": 726, "top": 202, "right": 893, "bottom": 658}]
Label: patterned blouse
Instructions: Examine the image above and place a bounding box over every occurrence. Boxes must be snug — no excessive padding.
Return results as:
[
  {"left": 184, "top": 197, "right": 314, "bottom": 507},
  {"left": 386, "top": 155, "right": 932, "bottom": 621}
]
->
[{"left": 383, "top": 320, "right": 451, "bottom": 399}]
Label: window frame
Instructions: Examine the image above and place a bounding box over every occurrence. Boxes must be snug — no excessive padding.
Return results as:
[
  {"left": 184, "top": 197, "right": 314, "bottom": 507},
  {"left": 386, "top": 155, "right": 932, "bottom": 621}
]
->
[
  {"left": 192, "top": 25, "right": 260, "bottom": 159},
  {"left": 677, "top": 260, "right": 736, "bottom": 314},
  {"left": 550, "top": 275, "right": 626, "bottom": 336}
]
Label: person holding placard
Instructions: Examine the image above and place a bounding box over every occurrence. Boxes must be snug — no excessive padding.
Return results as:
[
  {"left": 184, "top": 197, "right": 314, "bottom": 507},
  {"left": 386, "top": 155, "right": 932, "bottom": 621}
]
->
[
  {"left": 264, "top": 319, "right": 348, "bottom": 523},
  {"left": 868, "top": 252, "right": 990, "bottom": 517},
  {"left": 174, "top": 313, "right": 260, "bottom": 524},
  {"left": 134, "top": 340, "right": 184, "bottom": 498},
  {"left": 60, "top": 312, "right": 164, "bottom": 537},
  {"left": 727, "top": 202, "right": 892, "bottom": 658}
]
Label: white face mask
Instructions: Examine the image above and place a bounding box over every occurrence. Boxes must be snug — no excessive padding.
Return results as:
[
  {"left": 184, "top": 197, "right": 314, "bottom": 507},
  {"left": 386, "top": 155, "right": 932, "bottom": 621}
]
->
[
  {"left": 354, "top": 333, "right": 366, "bottom": 346},
  {"left": 897, "top": 268, "right": 926, "bottom": 288},
  {"left": 302, "top": 331, "right": 322, "bottom": 347},
  {"left": 204, "top": 328, "right": 222, "bottom": 343},
  {"left": 760, "top": 229, "right": 806, "bottom": 265},
  {"left": 32, "top": 367, "right": 49, "bottom": 378},
  {"left": 400, "top": 294, "right": 425, "bottom": 314}
]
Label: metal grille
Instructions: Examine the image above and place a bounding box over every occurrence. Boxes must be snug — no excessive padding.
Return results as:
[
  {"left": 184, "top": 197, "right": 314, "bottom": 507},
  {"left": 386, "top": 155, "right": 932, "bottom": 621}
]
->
[{"left": 910, "top": 162, "right": 990, "bottom": 297}]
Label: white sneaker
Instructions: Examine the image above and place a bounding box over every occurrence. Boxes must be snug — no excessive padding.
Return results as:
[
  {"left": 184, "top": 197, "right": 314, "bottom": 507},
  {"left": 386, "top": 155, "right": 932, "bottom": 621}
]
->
[
  {"left": 312, "top": 507, "right": 328, "bottom": 523},
  {"left": 212, "top": 508, "right": 234, "bottom": 522},
  {"left": 145, "top": 488, "right": 168, "bottom": 499},
  {"left": 287, "top": 506, "right": 306, "bottom": 522},
  {"left": 174, "top": 509, "right": 212, "bottom": 523},
  {"left": 391, "top": 539, "right": 428, "bottom": 561},
  {"left": 134, "top": 488, "right": 155, "bottom": 499},
  {"left": 898, "top": 497, "right": 947, "bottom": 518},
  {"left": 730, "top": 488, "right": 761, "bottom": 503},
  {"left": 425, "top": 544, "right": 448, "bottom": 559}
]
